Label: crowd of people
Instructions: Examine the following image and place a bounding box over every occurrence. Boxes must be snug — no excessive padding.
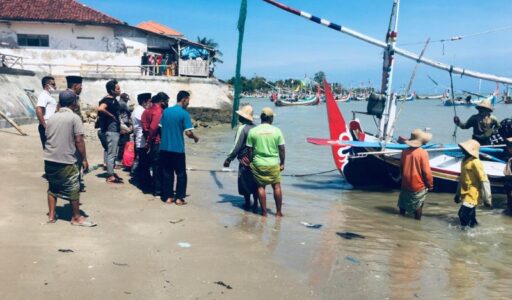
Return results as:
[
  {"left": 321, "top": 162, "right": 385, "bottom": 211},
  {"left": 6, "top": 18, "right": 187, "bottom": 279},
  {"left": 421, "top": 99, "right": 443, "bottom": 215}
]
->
[
  {"left": 140, "top": 52, "right": 177, "bottom": 76},
  {"left": 34, "top": 74, "right": 512, "bottom": 229},
  {"left": 35, "top": 75, "right": 287, "bottom": 226}
]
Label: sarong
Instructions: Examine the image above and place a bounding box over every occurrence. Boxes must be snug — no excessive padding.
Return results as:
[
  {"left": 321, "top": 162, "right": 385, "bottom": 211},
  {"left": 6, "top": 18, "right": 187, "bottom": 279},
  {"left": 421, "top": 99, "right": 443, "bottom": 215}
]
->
[
  {"left": 238, "top": 164, "right": 257, "bottom": 195},
  {"left": 397, "top": 188, "right": 427, "bottom": 214},
  {"left": 250, "top": 163, "right": 281, "bottom": 186},
  {"left": 44, "top": 161, "right": 80, "bottom": 201}
]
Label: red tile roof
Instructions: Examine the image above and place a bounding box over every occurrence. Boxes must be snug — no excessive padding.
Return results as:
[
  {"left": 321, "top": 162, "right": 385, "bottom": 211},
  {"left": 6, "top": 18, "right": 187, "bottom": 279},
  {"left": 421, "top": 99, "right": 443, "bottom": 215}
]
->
[
  {"left": 137, "top": 21, "right": 182, "bottom": 37},
  {"left": 0, "top": 0, "right": 124, "bottom": 25}
]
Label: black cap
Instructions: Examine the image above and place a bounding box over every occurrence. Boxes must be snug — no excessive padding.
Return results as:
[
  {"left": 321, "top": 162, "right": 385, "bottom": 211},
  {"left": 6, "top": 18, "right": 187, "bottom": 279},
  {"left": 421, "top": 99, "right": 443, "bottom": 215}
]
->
[
  {"left": 66, "top": 75, "right": 83, "bottom": 85},
  {"left": 137, "top": 93, "right": 152, "bottom": 102},
  {"left": 59, "top": 90, "right": 77, "bottom": 106}
]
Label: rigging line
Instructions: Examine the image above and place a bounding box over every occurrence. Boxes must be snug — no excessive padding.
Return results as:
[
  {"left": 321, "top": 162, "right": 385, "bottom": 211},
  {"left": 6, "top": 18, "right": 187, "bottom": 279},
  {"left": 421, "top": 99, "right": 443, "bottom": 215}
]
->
[
  {"left": 186, "top": 167, "right": 338, "bottom": 177},
  {"left": 399, "top": 25, "right": 512, "bottom": 46},
  {"left": 389, "top": 38, "right": 430, "bottom": 137},
  {"left": 449, "top": 67, "right": 458, "bottom": 141}
]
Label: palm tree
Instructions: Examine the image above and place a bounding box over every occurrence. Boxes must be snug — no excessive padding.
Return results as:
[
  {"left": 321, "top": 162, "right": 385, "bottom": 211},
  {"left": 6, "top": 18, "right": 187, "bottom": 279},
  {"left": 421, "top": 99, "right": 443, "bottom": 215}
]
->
[{"left": 197, "top": 37, "right": 224, "bottom": 70}]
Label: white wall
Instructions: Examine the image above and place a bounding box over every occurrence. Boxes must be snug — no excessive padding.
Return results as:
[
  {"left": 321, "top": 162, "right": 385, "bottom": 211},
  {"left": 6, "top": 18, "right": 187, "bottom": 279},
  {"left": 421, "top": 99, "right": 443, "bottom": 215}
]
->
[{"left": 0, "top": 22, "right": 147, "bottom": 75}]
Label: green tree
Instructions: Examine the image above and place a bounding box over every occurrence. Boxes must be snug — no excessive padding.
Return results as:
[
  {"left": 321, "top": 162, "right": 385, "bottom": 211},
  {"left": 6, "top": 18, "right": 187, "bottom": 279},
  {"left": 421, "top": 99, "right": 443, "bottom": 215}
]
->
[
  {"left": 313, "top": 71, "right": 326, "bottom": 85},
  {"left": 197, "top": 37, "right": 224, "bottom": 68}
]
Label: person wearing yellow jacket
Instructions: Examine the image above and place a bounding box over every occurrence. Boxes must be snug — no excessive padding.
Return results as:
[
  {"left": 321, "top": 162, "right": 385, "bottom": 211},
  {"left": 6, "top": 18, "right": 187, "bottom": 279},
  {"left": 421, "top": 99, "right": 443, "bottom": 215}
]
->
[{"left": 454, "top": 139, "right": 492, "bottom": 228}]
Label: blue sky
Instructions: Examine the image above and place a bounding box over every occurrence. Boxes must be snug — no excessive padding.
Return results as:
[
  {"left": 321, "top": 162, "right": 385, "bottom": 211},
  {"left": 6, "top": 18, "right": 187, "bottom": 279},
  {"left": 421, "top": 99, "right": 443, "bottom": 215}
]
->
[{"left": 82, "top": 0, "right": 512, "bottom": 93}]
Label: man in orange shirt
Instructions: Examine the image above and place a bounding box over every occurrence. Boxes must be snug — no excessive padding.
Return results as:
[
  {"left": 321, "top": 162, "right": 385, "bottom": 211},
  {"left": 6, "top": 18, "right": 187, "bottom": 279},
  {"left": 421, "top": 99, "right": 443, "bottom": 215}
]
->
[{"left": 398, "top": 129, "right": 434, "bottom": 220}]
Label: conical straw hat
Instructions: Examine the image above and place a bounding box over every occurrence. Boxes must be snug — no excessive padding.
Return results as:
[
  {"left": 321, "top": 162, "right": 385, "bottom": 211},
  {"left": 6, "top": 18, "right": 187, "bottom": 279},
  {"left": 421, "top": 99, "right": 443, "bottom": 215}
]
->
[
  {"left": 458, "top": 139, "right": 480, "bottom": 158},
  {"left": 236, "top": 105, "right": 254, "bottom": 122},
  {"left": 476, "top": 99, "right": 493, "bottom": 111},
  {"left": 405, "top": 129, "right": 433, "bottom": 148}
]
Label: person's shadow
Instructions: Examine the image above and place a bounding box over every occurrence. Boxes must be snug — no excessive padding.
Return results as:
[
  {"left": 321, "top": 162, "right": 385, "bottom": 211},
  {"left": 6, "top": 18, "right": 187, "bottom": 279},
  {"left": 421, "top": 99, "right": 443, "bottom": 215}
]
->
[
  {"left": 218, "top": 193, "right": 245, "bottom": 209},
  {"left": 55, "top": 203, "right": 89, "bottom": 221}
]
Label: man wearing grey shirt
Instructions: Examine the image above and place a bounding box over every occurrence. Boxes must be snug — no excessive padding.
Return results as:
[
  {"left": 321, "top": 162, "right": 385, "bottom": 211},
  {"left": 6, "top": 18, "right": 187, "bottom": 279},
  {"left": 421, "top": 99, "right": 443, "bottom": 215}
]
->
[{"left": 44, "top": 90, "right": 95, "bottom": 227}]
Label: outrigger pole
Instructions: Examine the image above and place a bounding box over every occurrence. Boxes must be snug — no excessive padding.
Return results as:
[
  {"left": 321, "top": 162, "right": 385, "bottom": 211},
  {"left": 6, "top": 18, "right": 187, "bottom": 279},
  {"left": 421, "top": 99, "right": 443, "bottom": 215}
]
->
[{"left": 261, "top": 0, "right": 512, "bottom": 85}]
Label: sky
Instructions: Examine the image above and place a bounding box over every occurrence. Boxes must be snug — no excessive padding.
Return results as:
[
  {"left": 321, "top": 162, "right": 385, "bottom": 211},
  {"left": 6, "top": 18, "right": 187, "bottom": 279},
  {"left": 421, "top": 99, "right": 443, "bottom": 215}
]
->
[{"left": 81, "top": 0, "right": 512, "bottom": 93}]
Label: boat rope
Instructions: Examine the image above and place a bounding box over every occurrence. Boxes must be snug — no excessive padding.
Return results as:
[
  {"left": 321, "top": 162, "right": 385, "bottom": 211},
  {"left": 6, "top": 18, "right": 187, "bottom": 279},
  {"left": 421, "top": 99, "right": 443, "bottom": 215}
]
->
[
  {"left": 186, "top": 167, "right": 339, "bottom": 177},
  {"left": 400, "top": 25, "right": 512, "bottom": 46},
  {"left": 390, "top": 38, "right": 430, "bottom": 136},
  {"left": 449, "top": 66, "right": 458, "bottom": 141},
  {"left": 261, "top": 0, "right": 512, "bottom": 84}
]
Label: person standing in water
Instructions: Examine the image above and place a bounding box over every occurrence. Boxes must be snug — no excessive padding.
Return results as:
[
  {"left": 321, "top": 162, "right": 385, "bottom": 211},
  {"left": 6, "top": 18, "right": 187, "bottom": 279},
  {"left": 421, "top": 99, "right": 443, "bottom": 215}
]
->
[
  {"left": 454, "top": 139, "right": 492, "bottom": 228},
  {"left": 503, "top": 138, "right": 512, "bottom": 215},
  {"left": 246, "top": 107, "right": 285, "bottom": 217},
  {"left": 453, "top": 100, "right": 500, "bottom": 145},
  {"left": 224, "top": 105, "right": 259, "bottom": 212},
  {"left": 397, "top": 129, "right": 434, "bottom": 220}
]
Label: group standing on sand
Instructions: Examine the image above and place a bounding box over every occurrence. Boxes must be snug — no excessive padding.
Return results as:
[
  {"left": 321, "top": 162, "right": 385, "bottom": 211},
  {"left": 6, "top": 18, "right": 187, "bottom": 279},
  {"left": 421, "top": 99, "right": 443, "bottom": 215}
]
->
[{"left": 36, "top": 75, "right": 512, "bottom": 227}]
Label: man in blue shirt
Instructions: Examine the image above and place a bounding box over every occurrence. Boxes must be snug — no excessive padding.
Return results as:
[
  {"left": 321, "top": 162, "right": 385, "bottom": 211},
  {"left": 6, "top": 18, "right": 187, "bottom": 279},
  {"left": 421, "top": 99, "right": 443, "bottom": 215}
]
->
[{"left": 159, "top": 90, "right": 199, "bottom": 205}]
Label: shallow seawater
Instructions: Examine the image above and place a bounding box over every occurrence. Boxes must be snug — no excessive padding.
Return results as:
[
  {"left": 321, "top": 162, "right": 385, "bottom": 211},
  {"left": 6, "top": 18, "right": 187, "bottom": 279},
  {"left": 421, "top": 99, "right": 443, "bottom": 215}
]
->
[{"left": 188, "top": 98, "right": 512, "bottom": 299}]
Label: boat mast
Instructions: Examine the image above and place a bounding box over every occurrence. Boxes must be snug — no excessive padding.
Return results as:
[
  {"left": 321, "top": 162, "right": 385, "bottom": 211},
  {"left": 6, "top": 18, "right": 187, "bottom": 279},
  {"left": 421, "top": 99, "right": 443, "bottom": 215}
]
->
[{"left": 379, "top": 0, "right": 400, "bottom": 142}]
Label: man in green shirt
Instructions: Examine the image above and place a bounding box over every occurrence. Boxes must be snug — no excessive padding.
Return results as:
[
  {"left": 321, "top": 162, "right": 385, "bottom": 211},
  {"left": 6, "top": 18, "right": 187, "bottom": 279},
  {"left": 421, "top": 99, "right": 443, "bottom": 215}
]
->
[
  {"left": 453, "top": 99, "right": 500, "bottom": 145},
  {"left": 246, "top": 107, "right": 285, "bottom": 217}
]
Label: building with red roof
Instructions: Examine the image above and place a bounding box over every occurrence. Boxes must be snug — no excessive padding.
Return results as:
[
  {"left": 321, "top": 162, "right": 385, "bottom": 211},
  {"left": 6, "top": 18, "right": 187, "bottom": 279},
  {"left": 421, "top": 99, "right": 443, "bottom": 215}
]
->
[{"left": 0, "top": 0, "right": 213, "bottom": 77}]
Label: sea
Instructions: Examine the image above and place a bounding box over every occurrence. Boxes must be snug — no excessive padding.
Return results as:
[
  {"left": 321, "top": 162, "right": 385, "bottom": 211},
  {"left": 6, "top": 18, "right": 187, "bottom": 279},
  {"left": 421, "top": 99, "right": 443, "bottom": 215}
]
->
[{"left": 188, "top": 98, "right": 512, "bottom": 299}]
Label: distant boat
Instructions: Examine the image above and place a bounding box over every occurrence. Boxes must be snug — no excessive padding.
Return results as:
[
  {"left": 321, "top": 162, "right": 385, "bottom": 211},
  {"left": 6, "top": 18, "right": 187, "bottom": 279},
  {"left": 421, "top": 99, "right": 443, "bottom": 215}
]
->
[
  {"left": 442, "top": 95, "right": 496, "bottom": 107},
  {"left": 415, "top": 92, "right": 448, "bottom": 100},
  {"left": 275, "top": 94, "right": 320, "bottom": 107},
  {"left": 397, "top": 94, "right": 414, "bottom": 101},
  {"left": 335, "top": 93, "right": 351, "bottom": 102}
]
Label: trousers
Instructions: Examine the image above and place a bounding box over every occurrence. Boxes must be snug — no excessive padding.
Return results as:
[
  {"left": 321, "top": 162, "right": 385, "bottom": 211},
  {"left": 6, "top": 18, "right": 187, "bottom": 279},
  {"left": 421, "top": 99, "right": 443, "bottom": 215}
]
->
[{"left": 160, "top": 151, "right": 187, "bottom": 201}]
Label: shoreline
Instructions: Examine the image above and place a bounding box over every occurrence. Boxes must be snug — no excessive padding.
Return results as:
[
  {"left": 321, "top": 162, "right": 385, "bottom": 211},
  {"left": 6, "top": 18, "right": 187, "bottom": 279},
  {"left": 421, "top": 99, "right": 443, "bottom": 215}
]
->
[{"left": 0, "top": 124, "right": 313, "bottom": 300}]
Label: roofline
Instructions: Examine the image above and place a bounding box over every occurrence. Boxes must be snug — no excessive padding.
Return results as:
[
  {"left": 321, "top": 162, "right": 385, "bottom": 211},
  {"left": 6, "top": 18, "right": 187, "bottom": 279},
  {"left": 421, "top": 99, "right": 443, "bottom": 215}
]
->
[{"left": 0, "top": 17, "right": 126, "bottom": 26}]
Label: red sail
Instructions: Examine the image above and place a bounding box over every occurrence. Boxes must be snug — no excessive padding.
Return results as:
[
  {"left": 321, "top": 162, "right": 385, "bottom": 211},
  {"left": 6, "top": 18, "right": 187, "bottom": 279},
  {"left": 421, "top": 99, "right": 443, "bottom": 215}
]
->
[{"left": 323, "top": 79, "right": 352, "bottom": 172}]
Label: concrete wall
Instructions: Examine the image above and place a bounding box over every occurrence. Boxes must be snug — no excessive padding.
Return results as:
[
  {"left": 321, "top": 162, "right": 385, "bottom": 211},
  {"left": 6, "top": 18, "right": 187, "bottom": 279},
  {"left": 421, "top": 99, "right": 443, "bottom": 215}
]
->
[
  {"left": 0, "top": 71, "right": 39, "bottom": 127},
  {"left": 0, "top": 70, "right": 232, "bottom": 128},
  {"left": 80, "top": 76, "right": 231, "bottom": 111}
]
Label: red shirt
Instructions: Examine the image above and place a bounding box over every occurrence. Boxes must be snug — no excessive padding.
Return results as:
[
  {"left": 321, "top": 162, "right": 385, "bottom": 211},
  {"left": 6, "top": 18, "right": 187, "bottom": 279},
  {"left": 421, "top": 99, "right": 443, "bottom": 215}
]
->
[
  {"left": 141, "top": 103, "right": 163, "bottom": 144},
  {"left": 400, "top": 148, "right": 434, "bottom": 192}
]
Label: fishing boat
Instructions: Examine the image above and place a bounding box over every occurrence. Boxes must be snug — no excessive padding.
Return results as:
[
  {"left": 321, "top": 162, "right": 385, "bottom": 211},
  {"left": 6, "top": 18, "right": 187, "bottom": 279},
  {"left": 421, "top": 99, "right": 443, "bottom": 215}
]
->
[
  {"left": 397, "top": 94, "right": 414, "bottom": 101},
  {"left": 275, "top": 94, "right": 320, "bottom": 107},
  {"left": 442, "top": 95, "right": 496, "bottom": 107},
  {"left": 335, "top": 93, "right": 351, "bottom": 102},
  {"left": 262, "top": 0, "right": 510, "bottom": 192},
  {"left": 416, "top": 92, "right": 448, "bottom": 100}
]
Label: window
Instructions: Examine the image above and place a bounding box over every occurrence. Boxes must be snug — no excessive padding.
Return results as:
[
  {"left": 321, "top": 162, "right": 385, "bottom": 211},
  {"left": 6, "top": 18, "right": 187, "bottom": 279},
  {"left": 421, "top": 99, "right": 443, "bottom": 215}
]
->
[{"left": 17, "top": 34, "right": 49, "bottom": 47}]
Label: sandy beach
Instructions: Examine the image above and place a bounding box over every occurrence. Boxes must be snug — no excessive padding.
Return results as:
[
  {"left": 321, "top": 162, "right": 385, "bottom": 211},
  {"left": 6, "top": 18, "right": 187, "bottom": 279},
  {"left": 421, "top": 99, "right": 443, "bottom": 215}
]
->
[{"left": 0, "top": 124, "right": 313, "bottom": 300}]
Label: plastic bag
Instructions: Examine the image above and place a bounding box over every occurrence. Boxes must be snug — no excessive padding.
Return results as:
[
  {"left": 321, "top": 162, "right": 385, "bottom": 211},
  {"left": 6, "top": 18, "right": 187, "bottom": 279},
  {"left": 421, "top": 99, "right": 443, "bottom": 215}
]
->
[{"left": 122, "top": 141, "right": 135, "bottom": 168}]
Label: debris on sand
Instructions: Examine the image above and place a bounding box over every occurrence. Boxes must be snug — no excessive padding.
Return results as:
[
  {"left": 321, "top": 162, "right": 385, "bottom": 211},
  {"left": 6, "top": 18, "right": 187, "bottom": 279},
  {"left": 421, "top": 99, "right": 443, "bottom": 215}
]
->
[
  {"left": 346, "top": 256, "right": 360, "bottom": 265},
  {"left": 214, "top": 281, "right": 233, "bottom": 290},
  {"left": 113, "top": 262, "right": 129, "bottom": 267},
  {"left": 58, "top": 249, "right": 74, "bottom": 253},
  {"left": 300, "top": 221, "right": 322, "bottom": 229},
  {"left": 169, "top": 219, "right": 185, "bottom": 224},
  {"left": 336, "top": 232, "right": 366, "bottom": 240}
]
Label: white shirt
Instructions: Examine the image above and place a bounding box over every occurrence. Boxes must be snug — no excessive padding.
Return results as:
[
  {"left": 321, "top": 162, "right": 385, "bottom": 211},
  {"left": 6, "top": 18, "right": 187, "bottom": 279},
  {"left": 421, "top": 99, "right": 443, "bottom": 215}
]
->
[
  {"left": 132, "top": 105, "right": 146, "bottom": 148},
  {"left": 36, "top": 90, "right": 57, "bottom": 121}
]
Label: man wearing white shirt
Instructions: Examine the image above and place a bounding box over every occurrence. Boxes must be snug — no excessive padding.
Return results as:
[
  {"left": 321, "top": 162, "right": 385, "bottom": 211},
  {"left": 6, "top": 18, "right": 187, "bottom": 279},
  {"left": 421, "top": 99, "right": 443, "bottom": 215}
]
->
[
  {"left": 36, "top": 76, "right": 57, "bottom": 149},
  {"left": 131, "top": 92, "right": 152, "bottom": 190}
]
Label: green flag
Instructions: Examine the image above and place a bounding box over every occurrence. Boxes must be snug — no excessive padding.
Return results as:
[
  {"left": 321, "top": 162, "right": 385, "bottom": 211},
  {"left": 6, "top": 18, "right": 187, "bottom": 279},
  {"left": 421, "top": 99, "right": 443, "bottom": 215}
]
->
[{"left": 232, "top": 0, "right": 248, "bottom": 128}]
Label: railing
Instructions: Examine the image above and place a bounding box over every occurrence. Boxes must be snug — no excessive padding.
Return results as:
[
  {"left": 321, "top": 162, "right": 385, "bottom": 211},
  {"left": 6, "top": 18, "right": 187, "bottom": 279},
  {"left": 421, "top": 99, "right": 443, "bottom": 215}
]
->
[
  {"left": 0, "top": 52, "right": 25, "bottom": 69},
  {"left": 8, "top": 61, "right": 211, "bottom": 78}
]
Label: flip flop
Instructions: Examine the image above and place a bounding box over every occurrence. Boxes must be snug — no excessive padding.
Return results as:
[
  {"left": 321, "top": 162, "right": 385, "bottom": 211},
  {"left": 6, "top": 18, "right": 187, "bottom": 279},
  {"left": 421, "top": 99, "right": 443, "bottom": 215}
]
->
[
  {"left": 71, "top": 220, "right": 97, "bottom": 227},
  {"left": 47, "top": 219, "right": 57, "bottom": 224}
]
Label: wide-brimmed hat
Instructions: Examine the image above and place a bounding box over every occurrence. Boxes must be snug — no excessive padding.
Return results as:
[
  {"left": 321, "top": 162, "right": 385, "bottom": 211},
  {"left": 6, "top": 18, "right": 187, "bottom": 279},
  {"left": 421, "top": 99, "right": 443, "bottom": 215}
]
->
[
  {"left": 458, "top": 139, "right": 480, "bottom": 158},
  {"left": 261, "top": 107, "right": 274, "bottom": 117},
  {"left": 236, "top": 105, "right": 254, "bottom": 122},
  {"left": 476, "top": 99, "right": 493, "bottom": 112},
  {"left": 405, "top": 129, "right": 433, "bottom": 148}
]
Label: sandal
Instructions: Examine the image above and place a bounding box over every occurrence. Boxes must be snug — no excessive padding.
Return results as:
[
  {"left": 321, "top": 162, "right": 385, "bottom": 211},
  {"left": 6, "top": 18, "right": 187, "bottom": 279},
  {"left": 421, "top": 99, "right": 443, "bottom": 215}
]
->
[
  {"left": 71, "top": 220, "right": 97, "bottom": 227},
  {"left": 106, "top": 177, "right": 124, "bottom": 184}
]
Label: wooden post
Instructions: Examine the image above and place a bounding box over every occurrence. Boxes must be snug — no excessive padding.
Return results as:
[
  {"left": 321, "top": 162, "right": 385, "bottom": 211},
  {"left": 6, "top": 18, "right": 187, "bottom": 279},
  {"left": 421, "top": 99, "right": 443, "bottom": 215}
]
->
[
  {"left": 0, "top": 110, "right": 28, "bottom": 136},
  {"left": 177, "top": 42, "right": 181, "bottom": 77}
]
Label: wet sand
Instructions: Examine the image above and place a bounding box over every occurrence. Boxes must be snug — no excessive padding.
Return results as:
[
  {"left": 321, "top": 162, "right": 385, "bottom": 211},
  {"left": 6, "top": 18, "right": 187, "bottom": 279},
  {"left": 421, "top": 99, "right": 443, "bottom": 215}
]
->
[
  {"left": 0, "top": 124, "right": 312, "bottom": 300},
  {"left": 2, "top": 102, "right": 512, "bottom": 299}
]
